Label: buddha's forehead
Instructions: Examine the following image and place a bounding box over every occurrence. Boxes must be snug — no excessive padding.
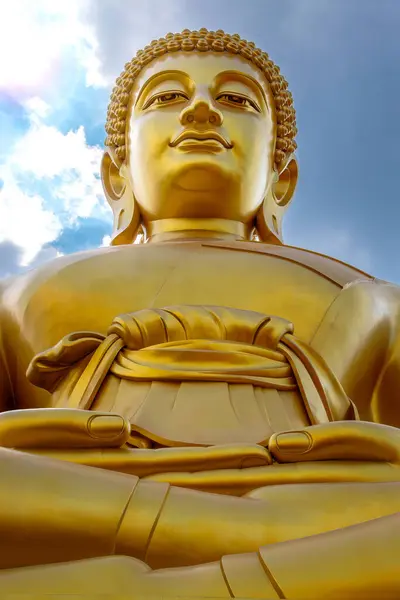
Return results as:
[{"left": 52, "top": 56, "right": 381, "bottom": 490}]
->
[{"left": 132, "top": 51, "right": 271, "bottom": 100}]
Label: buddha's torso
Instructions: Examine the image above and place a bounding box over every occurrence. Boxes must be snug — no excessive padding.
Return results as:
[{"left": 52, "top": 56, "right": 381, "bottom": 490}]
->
[{"left": 1, "top": 240, "right": 377, "bottom": 446}]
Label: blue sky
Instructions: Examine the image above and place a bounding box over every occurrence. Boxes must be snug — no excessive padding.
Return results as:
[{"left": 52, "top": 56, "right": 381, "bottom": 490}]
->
[{"left": 1, "top": 0, "right": 399, "bottom": 282}]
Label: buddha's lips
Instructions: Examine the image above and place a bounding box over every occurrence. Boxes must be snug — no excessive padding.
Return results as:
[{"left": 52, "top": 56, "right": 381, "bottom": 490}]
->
[{"left": 170, "top": 129, "right": 233, "bottom": 149}]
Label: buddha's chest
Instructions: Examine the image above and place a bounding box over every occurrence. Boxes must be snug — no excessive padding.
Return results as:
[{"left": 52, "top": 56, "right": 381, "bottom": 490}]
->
[
  {"left": 17, "top": 242, "right": 342, "bottom": 355},
  {"left": 6, "top": 242, "right": 371, "bottom": 412}
]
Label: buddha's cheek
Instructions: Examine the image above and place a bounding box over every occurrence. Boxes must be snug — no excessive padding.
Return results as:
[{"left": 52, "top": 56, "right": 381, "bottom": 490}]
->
[
  {"left": 127, "top": 125, "right": 172, "bottom": 215},
  {"left": 229, "top": 122, "right": 274, "bottom": 207},
  {"left": 236, "top": 148, "right": 271, "bottom": 216},
  {"left": 128, "top": 117, "right": 169, "bottom": 178}
]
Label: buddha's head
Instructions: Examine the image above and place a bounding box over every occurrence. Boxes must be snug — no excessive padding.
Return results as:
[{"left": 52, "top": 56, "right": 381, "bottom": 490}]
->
[{"left": 102, "top": 29, "right": 298, "bottom": 244}]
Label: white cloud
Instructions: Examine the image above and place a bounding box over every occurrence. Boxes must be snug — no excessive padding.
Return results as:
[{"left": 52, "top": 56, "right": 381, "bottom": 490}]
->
[
  {"left": 9, "top": 120, "right": 105, "bottom": 219},
  {"left": 0, "top": 181, "right": 61, "bottom": 265},
  {"left": 0, "top": 97, "right": 106, "bottom": 265},
  {"left": 22, "top": 97, "right": 51, "bottom": 121},
  {"left": 11, "top": 119, "right": 97, "bottom": 180},
  {"left": 0, "top": 0, "right": 183, "bottom": 95},
  {"left": 0, "top": 0, "right": 105, "bottom": 95}
]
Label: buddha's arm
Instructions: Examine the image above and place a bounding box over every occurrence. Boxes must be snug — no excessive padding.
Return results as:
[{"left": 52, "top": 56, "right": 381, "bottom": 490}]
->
[
  {"left": 311, "top": 279, "right": 400, "bottom": 425},
  {"left": 371, "top": 282, "right": 400, "bottom": 426}
]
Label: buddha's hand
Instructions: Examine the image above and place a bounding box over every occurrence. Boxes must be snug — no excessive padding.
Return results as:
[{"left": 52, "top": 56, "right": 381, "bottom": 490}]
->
[
  {"left": 0, "top": 408, "right": 131, "bottom": 449},
  {"left": 0, "top": 408, "right": 271, "bottom": 477},
  {"left": 144, "top": 422, "right": 400, "bottom": 493},
  {"left": 269, "top": 420, "right": 400, "bottom": 464}
]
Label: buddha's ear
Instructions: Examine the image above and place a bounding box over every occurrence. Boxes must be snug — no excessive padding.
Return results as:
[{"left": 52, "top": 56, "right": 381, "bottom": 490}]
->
[
  {"left": 101, "top": 149, "right": 141, "bottom": 245},
  {"left": 256, "top": 154, "right": 298, "bottom": 244}
]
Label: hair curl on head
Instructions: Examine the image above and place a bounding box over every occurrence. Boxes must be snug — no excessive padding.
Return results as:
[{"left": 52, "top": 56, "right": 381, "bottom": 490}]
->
[{"left": 105, "top": 28, "right": 297, "bottom": 168}]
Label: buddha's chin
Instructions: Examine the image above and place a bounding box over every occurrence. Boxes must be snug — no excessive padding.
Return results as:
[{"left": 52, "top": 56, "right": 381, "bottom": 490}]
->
[{"left": 173, "top": 165, "right": 233, "bottom": 192}]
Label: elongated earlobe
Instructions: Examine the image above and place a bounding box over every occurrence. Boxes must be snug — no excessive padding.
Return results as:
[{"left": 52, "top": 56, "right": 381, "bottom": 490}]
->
[
  {"left": 101, "top": 151, "right": 141, "bottom": 245},
  {"left": 256, "top": 155, "right": 298, "bottom": 244}
]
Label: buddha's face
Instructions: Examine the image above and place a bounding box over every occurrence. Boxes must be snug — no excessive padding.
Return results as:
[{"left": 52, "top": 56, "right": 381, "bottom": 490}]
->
[{"left": 126, "top": 52, "right": 276, "bottom": 226}]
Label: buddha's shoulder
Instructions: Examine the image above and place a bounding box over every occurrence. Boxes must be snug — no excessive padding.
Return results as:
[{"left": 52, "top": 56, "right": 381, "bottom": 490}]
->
[
  {"left": 246, "top": 241, "right": 400, "bottom": 302},
  {"left": 200, "top": 240, "right": 375, "bottom": 288},
  {"left": 0, "top": 247, "right": 131, "bottom": 303},
  {"left": 0, "top": 244, "right": 188, "bottom": 308}
]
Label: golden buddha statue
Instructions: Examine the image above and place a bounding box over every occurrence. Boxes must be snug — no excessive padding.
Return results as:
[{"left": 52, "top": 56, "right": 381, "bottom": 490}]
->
[{"left": 0, "top": 28, "right": 399, "bottom": 598}]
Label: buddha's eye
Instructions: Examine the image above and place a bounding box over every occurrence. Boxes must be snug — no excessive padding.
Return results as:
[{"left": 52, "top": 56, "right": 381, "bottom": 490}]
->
[
  {"left": 216, "top": 93, "right": 260, "bottom": 112},
  {"left": 144, "top": 91, "right": 188, "bottom": 109}
]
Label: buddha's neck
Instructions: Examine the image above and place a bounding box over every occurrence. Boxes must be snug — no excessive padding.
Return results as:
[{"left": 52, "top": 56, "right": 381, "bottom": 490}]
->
[{"left": 145, "top": 218, "right": 252, "bottom": 243}]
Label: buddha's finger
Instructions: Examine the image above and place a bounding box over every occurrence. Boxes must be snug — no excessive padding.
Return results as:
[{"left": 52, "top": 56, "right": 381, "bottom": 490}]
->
[
  {"left": 269, "top": 421, "right": 400, "bottom": 464},
  {"left": 0, "top": 409, "right": 130, "bottom": 448},
  {"left": 144, "top": 461, "right": 400, "bottom": 496},
  {"left": 20, "top": 443, "right": 272, "bottom": 476}
]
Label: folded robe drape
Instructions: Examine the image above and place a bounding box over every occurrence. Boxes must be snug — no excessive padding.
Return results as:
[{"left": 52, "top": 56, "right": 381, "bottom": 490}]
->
[{"left": 27, "top": 306, "right": 358, "bottom": 447}]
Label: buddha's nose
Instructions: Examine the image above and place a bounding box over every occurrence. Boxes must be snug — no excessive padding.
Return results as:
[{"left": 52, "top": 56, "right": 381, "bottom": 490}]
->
[{"left": 180, "top": 98, "right": 223, "bottom": 127}]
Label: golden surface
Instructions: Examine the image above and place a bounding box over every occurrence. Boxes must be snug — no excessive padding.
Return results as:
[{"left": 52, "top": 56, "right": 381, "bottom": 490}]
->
[{"left": 0, "top": 28, "right": 399, "bottom": 598}]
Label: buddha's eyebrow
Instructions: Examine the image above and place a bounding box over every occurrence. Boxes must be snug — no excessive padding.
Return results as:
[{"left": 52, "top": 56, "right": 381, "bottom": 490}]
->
[{"left": 136, "top": 70, "right": 188, "bottom": 105}]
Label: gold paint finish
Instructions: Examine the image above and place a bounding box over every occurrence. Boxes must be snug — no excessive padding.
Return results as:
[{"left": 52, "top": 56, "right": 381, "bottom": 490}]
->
[{"left": 0, "top": 27, "right": 399, "bottom": 598}]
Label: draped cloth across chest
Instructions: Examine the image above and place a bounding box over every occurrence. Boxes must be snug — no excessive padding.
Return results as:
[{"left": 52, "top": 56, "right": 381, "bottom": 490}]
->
[{"left": 27, "top": 305, "right": 358, "bottom": 448}]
